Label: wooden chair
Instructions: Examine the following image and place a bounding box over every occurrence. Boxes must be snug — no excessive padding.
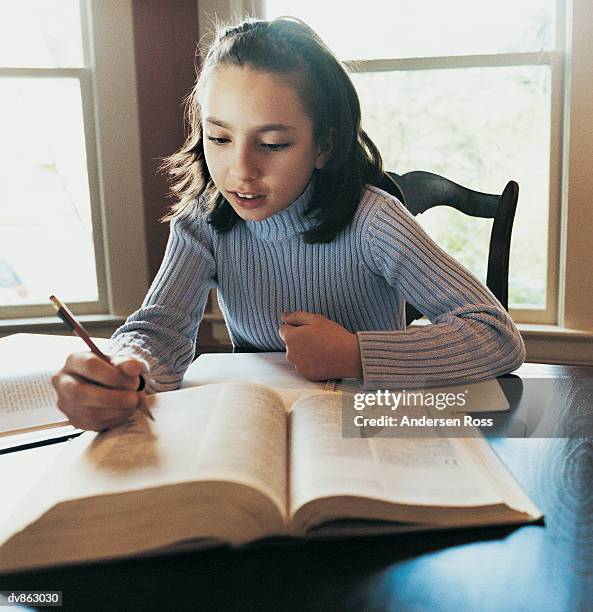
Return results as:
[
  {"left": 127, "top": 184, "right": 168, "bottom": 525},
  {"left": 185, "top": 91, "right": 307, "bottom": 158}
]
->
[{"left": 376, "top": 171, "right": 519, "bottom": 326}]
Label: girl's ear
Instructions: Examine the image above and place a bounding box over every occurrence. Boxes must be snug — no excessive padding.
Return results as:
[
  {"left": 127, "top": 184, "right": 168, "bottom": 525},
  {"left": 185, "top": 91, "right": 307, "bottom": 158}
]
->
[{"left": 314, "top": 127, "right": 336, "bottom": 170}]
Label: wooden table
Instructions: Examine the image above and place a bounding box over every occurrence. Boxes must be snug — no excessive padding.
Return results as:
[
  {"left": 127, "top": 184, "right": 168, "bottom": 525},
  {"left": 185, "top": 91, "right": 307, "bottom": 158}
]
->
[{"left": 1, "top": 363, "right": 592, "bottom": 611}]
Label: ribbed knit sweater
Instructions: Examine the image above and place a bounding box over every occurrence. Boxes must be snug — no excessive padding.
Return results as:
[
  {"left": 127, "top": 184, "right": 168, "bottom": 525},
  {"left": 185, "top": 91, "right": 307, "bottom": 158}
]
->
[{"left": 111, "top": 180, "right": 525, "bottom": 391}]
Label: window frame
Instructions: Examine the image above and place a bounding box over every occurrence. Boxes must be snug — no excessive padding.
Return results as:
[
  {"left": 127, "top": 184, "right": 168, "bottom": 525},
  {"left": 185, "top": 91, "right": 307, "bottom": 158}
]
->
[
  {"left": 0, "top": 0, "right": 149, "bottom": 322},
  {"left": 342, "top": 51, "right": 563, "bottom": 325}
]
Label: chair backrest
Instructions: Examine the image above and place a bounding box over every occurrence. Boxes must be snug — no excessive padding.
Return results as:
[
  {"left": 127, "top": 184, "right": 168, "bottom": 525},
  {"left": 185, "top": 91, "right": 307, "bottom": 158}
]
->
[{"left": 376, "top": 170, "right": 519, "bottom": 325}]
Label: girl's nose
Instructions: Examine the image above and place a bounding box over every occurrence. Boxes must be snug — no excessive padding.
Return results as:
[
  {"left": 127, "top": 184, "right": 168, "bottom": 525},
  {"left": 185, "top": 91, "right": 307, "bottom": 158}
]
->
[{"left": 230, "top": 147, "right": 260, "bottom": 182}]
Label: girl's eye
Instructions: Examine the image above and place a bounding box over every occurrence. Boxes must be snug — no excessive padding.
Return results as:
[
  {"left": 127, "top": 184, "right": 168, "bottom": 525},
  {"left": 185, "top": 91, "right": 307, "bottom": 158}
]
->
[
  {"left": 261, "top": 143, "right": 290, "bottom": 151},
  {"left": 206, "top": 136, "right": 229, "bottom": 145},
  {"left": 206, "top": 136, "right": 289, "bottom": 151}
]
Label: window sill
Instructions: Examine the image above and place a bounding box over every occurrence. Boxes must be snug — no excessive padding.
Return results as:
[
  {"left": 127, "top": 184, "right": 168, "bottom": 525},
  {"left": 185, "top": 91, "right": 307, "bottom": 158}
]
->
[
  {"left": 0, "top": 314, "right": 126, "bottom": 338},
  {"left": 517, "top": 323, "right": 593, "bottom": 366},
  {"left": 517, "top": 323, "right": 593, "bottom": 339}
]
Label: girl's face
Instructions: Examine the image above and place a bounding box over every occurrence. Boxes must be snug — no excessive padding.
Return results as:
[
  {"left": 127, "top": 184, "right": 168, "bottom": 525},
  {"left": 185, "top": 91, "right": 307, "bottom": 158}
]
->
[{"left": 200, "top": 65, "right": 331, "bottom": 221}]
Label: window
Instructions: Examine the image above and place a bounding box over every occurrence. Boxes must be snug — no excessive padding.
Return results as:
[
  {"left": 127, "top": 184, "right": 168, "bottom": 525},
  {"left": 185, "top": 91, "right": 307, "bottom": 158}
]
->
[
  {"left": 261, "top": 0, "right": 560, "bottom": 324},
  {"left": 0, "top": 0, "right": 148, "bottom": 322},
  {"left": 0, "top": 1, "right": 101, "bottom": 313}
]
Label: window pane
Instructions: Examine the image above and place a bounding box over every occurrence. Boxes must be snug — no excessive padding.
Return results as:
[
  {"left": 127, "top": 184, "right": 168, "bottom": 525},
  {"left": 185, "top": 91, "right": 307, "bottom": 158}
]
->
[
  {"left": 353, "top": 66, "right": 550, "bottom": 308},
  {"left": 264, "top": 0, "right": 555, "bottom": 59},
  {"left": 0, "top": 0, "right": 83, "bottom": 68},
  {"left": 0, "top": 78, "right": 98, "bottom": 306}
]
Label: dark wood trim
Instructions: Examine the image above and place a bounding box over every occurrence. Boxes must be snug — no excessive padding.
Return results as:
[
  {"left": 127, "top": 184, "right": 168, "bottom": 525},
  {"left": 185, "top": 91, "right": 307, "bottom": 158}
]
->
[{"left": 131, "top": 0, "right": 200, "bottom": 280}]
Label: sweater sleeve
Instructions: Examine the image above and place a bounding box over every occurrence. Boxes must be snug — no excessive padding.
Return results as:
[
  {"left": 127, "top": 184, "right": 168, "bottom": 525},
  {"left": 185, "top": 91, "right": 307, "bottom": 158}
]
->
[
  {"left": 109, "top": 213, "right": 216, "bottom": 392},
  {"left": 357, "top": 191, "right": 525, "bottom": 388}
]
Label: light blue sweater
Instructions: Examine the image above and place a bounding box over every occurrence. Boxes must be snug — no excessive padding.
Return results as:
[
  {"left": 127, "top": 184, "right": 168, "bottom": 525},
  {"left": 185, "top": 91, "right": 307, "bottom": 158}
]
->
[{"left": 111, "top": 180, "right": 525, "bottom": 391}]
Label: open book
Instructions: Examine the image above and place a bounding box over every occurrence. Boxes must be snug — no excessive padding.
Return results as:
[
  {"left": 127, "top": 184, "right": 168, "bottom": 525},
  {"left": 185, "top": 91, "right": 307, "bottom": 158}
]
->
[{"left": 0, "top": 377, "right": 541, "bottom": 572}]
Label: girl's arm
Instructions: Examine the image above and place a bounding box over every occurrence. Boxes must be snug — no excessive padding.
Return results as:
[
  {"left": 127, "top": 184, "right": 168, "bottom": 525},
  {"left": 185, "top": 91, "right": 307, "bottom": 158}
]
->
[
  {"left": 357, "top": 191, "right": 525, "bottom": 388},
  {"left": 109, "top": 213, "right": 216, "bottom": 392}
]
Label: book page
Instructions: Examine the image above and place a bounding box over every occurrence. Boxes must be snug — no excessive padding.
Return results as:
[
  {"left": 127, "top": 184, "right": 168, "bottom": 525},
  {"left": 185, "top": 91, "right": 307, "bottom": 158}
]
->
[
  {"left": 183, "top": 352, "right": 335, "bottom": 407},
  {"left": 289, "top": 393, "right": 509, "bottom": 520},
  {"left": 0, "top": 372, "right": 67, "bottom": 433},
  {"left": 184, "top": 352, "right": 322, "bottom": 388}
]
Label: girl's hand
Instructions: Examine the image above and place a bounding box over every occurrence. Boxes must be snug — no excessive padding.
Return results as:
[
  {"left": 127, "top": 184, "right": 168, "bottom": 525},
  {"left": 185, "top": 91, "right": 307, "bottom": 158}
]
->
[
  {"left": 279, "top": 311, "right": 363, "bottom": 381},
  {"left": 51, "top": 352, "right": 145, "bottom": 431}
]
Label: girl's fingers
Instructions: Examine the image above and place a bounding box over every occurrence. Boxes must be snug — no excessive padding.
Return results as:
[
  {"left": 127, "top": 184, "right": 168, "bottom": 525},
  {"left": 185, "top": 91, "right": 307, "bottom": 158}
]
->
[
  {"left": 54, "top": 373, "right": 140, "bottom": 432},
  {"left": 55, "top": 372, "right": 140, "bottom": 412},
  {"left": 281, "top": 311, "right": 319, "bottom": 326},
  {"left": 63, "top": 353, "right": 139, "bottom": 390}
]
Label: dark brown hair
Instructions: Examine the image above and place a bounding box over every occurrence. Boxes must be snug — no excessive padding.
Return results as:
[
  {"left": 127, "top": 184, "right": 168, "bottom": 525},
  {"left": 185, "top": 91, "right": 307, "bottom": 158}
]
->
[{"left": 162, "top": 17, "right": 387, "bottom": 243}]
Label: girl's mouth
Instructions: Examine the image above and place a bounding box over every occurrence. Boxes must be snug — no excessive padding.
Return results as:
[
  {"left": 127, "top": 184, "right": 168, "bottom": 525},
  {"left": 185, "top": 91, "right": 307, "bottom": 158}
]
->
[{"left": 229, "top": 191, "right": 266, "bottom": 209}]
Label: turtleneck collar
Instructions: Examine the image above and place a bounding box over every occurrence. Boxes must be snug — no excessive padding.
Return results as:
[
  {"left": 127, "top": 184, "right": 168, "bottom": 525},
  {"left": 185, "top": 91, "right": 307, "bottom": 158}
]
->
[{"left": 243, "top": 176, "right": 316, "bottom": 241}]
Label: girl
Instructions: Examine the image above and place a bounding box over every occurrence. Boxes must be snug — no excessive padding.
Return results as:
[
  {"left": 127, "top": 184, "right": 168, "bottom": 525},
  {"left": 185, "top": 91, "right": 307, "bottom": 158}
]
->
[{"left": 52, "top": 17, "right": 525, "bottom": 431}]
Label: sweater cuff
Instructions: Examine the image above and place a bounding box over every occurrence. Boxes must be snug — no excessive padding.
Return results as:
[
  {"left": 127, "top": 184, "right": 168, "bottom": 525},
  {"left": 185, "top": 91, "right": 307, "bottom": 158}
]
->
[{"left": 357, "top": 331, "right": 431, "bottom": 390}]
